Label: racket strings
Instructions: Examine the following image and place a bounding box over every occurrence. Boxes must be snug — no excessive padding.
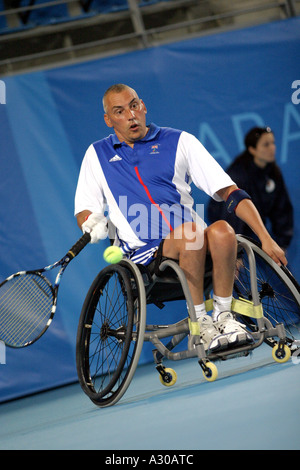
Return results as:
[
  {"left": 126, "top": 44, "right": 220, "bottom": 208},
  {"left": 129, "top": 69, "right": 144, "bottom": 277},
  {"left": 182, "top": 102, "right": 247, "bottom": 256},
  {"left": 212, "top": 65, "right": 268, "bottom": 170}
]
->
[{"left": 0, "top": 274, "right": 54, "bottom": 347}]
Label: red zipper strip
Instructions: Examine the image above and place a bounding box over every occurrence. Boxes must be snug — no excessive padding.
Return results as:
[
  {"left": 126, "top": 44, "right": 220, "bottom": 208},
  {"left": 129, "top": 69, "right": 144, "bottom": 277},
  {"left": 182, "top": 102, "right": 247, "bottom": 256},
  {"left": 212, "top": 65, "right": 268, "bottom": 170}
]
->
[{"left": 134, "top": 166, "right": 173, "bottom": 232}]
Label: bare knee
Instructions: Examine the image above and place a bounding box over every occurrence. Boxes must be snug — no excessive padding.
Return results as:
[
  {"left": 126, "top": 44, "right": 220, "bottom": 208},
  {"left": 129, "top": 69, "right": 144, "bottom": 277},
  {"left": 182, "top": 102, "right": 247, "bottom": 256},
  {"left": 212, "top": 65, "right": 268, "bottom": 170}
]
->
[
  {"left": 207, "top": 220, "right": 237, "bottom": 252},
  {"left": 163, "top": 222, "right": 206, "bottom": 259},
  {"left": 178, "top": 222, "right": 205, "bottom": 249}
]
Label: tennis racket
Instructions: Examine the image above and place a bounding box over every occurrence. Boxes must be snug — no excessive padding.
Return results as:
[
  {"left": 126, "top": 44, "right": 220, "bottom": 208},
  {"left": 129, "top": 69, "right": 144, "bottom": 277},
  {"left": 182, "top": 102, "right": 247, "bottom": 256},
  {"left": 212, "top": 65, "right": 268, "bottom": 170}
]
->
[{"left": 0, "top": 232, "right": 91, "bottom": 348}]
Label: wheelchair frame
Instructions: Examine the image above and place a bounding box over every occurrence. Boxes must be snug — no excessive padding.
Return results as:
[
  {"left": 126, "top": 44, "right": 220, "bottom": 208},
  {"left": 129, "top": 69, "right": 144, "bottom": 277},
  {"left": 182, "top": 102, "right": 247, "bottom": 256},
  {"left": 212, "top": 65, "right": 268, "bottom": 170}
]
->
[{"left": 76, "top": 235, "right": 300, "bottom": 407}]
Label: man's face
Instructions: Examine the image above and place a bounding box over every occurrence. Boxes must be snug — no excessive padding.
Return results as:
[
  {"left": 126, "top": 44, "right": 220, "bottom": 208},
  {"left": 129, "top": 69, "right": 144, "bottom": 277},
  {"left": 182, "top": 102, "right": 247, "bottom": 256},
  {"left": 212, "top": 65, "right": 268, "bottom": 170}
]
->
[{"left": 103, "top": 88, "right": 148, "bottom": 147}]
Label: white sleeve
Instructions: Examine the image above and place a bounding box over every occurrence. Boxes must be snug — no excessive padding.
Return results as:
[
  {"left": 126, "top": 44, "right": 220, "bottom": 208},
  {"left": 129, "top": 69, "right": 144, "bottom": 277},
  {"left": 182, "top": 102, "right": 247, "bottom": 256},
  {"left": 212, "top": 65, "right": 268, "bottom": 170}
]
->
[
  {"left": 74, "top": 144, "right": 106, "bottom": 216},
  {"left": 178, "top": 131, "right": 235, "bottom": 201}
]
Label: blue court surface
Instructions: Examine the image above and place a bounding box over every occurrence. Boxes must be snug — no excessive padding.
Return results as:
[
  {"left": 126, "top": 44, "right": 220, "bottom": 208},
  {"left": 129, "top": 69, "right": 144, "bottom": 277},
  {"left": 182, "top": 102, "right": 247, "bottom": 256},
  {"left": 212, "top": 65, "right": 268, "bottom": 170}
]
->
[
  {"left": 0, "top": 346, "right": 300, "bottom": 450},
  {"left": 0, "top": 343, "right": 299, "bottom": 451}
]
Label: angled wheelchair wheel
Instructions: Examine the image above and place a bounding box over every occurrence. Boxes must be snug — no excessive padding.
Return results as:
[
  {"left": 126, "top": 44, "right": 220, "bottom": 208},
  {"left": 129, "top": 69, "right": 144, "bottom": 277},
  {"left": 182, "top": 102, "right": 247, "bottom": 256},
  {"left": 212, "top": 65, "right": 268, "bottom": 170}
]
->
[
  {"left": 234, "top": 236, "right": 300, "bottom": 351},
  {"left": 76, "top": 261, "right": 146, "bottom": 407}
]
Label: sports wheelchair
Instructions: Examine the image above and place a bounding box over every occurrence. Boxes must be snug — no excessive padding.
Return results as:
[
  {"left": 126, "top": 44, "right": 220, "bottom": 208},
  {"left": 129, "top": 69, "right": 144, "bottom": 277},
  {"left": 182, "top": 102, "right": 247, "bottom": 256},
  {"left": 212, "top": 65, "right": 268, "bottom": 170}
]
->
[{"left": 76, "top": 235, "right": 300, "bottom": 407}]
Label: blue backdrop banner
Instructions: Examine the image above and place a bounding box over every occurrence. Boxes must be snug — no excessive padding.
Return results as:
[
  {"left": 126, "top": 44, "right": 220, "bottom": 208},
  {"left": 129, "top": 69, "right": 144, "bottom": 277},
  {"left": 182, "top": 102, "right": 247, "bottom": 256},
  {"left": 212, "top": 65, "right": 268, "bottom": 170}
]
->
[{"left": 1, "top": 17, "right": 300, "bottom": 402}]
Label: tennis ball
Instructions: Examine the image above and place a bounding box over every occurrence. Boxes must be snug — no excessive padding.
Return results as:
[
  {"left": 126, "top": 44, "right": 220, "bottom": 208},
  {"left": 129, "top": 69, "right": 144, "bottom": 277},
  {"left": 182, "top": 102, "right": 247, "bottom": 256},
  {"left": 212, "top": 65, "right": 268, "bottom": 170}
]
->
[{"left": 103, "top": 246, "right": 123, "bottom": 264}]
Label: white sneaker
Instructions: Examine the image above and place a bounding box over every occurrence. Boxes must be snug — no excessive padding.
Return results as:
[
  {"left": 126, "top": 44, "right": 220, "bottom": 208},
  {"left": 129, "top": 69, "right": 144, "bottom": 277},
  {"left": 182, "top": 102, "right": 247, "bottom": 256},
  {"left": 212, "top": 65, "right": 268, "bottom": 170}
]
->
[
  {"left": 215, "top": 311, "right": 254, "bottom": 346},
  {"left": 198, "top": 315, "right": 229, "bottom": 352}
]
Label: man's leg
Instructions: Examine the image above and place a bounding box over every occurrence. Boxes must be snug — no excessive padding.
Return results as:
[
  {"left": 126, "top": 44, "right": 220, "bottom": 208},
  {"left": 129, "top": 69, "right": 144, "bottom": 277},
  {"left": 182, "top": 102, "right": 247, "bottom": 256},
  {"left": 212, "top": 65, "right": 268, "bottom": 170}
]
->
[
  {"left": 162, "top": 220, "right": 252, "bottom": 349},
  {"left": 162, "top": 220, "right": 236, "bottom": 305},
  {"left": 206, "top": 220, "right": 237, "bottom": 297},
  {"left": 206, "top": 220, "right": 237, "bottom": 317},
  {"left": 206, "top": 220, "right": 253, "bottom": 345},
  {"left": 162, "top": 221, "right": 206, "bottom": 305},
  {"left": 162, "top": 221, "right": 229, "bottom": 351}
]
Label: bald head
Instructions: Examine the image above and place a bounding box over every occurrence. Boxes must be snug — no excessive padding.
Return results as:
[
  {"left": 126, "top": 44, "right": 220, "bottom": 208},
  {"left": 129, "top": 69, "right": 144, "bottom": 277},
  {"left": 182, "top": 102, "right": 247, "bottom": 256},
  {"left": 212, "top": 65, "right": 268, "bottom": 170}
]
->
[{"left": 102, "top": 84, "right": 137, "bottom": 113}]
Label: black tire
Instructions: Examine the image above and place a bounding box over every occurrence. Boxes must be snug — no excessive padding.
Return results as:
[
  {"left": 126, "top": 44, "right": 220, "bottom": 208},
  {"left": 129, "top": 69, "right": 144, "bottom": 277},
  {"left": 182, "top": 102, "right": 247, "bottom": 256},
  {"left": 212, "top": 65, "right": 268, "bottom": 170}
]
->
[
  {"left": 234, "top": 236, "right": 300, "bottom": 350},
  {"left": 76, "top": 262, "right": 145, "bottom": 407}
]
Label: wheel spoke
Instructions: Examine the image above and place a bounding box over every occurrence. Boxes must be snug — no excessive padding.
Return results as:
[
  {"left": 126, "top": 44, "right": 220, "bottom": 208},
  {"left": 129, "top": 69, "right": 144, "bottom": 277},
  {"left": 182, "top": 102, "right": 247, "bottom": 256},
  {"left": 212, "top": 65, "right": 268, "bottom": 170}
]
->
[
  {"left": 76, "top": 262, "right": 145, "bottom": 407},
  {"left": 234, "top": 241, "right": 300, "bottom": 342}
]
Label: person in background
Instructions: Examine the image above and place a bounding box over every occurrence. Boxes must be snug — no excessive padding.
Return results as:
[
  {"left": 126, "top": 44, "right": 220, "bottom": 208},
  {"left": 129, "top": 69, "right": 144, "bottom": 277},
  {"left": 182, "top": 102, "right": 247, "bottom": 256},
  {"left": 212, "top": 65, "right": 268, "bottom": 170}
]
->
[{"left": 207, "top": 127, "right": 294, "bottom": 253}]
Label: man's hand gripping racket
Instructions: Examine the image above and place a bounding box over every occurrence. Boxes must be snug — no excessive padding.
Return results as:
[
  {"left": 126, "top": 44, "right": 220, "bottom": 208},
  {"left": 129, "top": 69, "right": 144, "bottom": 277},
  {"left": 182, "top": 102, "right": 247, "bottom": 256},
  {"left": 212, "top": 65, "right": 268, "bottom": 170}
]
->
[{"left": 0, "top": 232, "right": 91, "bottom": 348}]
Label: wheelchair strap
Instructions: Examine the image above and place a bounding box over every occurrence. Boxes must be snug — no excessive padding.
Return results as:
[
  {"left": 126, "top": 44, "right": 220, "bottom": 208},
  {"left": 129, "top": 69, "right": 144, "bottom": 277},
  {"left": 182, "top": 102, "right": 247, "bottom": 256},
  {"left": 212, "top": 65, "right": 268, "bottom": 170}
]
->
[
  {"left": 204, "top": 297, "right": 263, "bottom": 319},
  {"left": 188, "top": 318, "right": 200, "bottom": 335},
  {"left": 232, "top": 298, "right": 263, "bottom": 319}
]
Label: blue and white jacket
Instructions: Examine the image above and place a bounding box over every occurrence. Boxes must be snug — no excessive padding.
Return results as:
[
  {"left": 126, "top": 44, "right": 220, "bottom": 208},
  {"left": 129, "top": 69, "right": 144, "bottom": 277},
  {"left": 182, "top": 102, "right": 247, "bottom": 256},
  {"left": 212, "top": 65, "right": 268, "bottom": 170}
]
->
[{"left": 75, "top": 123, "right": 234, "bottom": 264}]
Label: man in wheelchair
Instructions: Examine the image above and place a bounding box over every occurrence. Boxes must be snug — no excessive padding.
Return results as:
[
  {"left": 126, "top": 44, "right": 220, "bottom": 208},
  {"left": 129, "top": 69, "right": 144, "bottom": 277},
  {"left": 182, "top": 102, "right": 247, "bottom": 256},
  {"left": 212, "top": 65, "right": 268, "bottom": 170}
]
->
[{"left": 74, "top": 83, "right": 287, "bottom": 354}]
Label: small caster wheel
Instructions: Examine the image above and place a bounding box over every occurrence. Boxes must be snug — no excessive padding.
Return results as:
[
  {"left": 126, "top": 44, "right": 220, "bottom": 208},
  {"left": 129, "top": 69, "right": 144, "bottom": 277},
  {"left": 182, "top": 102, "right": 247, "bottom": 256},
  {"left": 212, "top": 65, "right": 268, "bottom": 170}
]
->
[
  {"left": 202, "top": 361, "right": 218, "bottom": 382},
  {"left": 272, "top": 344, "right": 291, "bottom": 363},
  {"left": 158, "top": 367, "right": 177, "bottom": 387}
]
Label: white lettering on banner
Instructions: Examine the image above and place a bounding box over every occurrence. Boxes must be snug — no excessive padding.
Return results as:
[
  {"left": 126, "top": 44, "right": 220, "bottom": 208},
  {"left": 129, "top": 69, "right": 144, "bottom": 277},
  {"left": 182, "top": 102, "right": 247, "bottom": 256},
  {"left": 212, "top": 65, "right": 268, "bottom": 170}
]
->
[
  {"left": 0, "top": 341, "right": 6, "bottom": 365},
  {"left": 291, "top": 80, "right": 300, "bottom": 105},
  {"left": 0, "top": 80, "right": 6, "bottom": 105},
  {"left": 198, "top": 102, "right": 300, "bottom": 166},
  {"left": 198, "top": 122, "right": 231, "bottom": 165},
  {"left": 281, "top": 103, "right": 300, "bottom": 163}
]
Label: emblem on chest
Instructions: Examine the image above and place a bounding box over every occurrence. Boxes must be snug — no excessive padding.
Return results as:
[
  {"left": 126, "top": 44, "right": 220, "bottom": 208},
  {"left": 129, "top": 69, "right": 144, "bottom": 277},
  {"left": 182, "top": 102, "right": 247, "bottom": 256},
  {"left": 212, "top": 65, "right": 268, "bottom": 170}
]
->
[{"left": 149, "top": 144, "right": 160, "bottom": 155}]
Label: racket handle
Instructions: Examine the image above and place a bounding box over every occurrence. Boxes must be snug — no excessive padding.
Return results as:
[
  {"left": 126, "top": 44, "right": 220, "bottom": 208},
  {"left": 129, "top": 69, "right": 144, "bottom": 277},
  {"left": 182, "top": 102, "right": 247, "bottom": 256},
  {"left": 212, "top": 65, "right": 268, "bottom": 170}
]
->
[{"left": 67, "top": 232, "right": 91, "bottom": 259}]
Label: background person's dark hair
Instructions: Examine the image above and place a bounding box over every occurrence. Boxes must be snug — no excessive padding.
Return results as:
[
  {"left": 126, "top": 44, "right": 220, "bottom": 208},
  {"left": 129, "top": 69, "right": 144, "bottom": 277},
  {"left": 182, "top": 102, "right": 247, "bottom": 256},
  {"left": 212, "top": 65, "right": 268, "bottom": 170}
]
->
[{"left": 236, "top": 126, "right": 281, "bottom": 179}]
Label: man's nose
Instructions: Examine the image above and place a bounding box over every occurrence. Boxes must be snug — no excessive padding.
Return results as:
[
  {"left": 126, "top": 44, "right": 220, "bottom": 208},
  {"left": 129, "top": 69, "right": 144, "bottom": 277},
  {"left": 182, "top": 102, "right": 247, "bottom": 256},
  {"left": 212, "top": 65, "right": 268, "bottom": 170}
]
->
[{"left": 126, "top": 107, "right": 135, "bottom": 119}]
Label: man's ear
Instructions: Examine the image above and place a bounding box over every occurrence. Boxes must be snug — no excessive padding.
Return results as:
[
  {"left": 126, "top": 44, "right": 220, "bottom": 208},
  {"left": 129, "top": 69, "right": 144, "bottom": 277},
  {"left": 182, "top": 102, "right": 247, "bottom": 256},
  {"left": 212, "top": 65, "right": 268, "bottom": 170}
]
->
[
  {"left": 104, "top": 113, "right": 113, "bottom": 128},
  {"left": 141, "top": 100, "right": 147, "bottom": 115}
]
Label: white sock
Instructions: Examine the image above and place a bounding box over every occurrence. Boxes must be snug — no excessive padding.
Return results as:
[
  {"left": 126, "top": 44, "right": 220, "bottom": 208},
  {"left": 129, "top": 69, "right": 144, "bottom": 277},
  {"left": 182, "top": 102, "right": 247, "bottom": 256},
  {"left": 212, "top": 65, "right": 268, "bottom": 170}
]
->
[
  {"left": 193, "top": 303, "right": 207, "bottom": 319},
  {"left": 212, "top": 294, "right": 232, "bottom": 321}
]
